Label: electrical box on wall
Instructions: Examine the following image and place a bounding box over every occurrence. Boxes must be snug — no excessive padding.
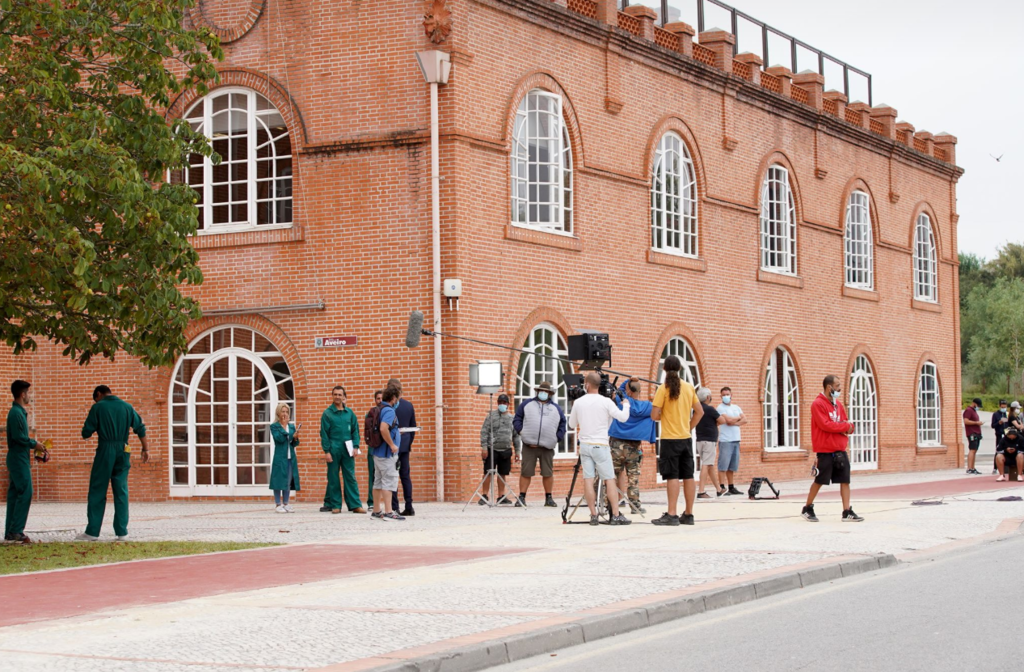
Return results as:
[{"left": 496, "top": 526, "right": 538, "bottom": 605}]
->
[{"left": 443, "top": 279, "right": 462, "bottom": 311}]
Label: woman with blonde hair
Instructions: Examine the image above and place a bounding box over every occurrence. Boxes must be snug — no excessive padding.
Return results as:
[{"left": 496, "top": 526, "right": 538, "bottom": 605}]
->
[{"left": 269, "top": 403, "right": 301, "bottom": 512}]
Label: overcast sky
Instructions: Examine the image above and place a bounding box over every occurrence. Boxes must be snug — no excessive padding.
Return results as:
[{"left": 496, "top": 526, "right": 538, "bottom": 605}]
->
[{"left": 661, "top": 0, "right": 1022, "bottom": 261}]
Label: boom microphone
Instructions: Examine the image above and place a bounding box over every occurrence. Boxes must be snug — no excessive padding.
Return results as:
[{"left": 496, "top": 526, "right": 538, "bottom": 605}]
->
[{"left": 405, "top": 310, "right": 425, "bottom": 348}]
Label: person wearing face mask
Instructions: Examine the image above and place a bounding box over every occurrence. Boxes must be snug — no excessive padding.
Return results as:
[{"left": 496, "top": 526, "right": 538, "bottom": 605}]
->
[
  {"left": 715, "top": 387, "right": 747, "bottom": 496},
  {"left": 512, "top": 380, "right": 566, "bottom": 507},
  {"left": 478, "top": 393, "right": 521, "bottom": 505},
  {"left": 802, "top": 375, "right": 863, "bottom": 523},
  {"left": 991, "top": 399, "right": 1009, "bottom": 474}
]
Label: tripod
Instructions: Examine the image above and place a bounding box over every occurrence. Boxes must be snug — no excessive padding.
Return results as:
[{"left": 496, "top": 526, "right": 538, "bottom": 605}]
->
[
  {"left": 561, "top": 453, "right": 645, "bottom": 524},
  {"left": 463, "top": 392, "right": 515, "bottom": 510}
]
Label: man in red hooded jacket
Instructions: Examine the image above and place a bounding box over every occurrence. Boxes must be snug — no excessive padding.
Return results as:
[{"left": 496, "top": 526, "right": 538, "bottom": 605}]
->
[{"left": 801, "top": 375, "right": 864, "bottom": 523}]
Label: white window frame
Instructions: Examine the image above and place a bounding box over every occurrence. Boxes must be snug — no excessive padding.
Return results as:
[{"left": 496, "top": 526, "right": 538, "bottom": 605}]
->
[
  {"left": 515, "top": 323, "right": 575, "bottom": 458},
  {"left": 510, "top": 89, "right": 573, "bottom": 235},
  {"left": 184, "top": 87, "right": 293, "bottom": 234},
  {"left": 844, "top": 190, "right": 874, "bottom": 290},
  {"left": 763, "top": 347, "right": 800, "bottom": 451},
  {"left": 167, "top": 325, "right": 295, "bottom": 497},
  {"left": 916, "top": 361, "right": 942, "bottom": 447},
  {"left": 759, "top": 164, "right": 797, "bottom": 275},
  {"left": 651, "top": 132, "right": 698, "bottom": 257},
  {"left": 913, "top": 213, "right": 938, "bottom": 302},
  {"left": 848, "top": 355, "right": 879, "bottom": 470}
]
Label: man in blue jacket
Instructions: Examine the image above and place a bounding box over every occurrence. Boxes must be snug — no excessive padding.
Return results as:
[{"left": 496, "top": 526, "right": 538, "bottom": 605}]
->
[
  {"left": 513, "top": 380, "right": 566, "bottom": 507},
  {"left": 609, "top": 378, "right": 656, "bottom": 514}
]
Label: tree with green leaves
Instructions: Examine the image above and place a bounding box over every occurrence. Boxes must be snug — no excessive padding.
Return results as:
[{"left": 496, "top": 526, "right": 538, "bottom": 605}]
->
[
  {"left": 0, "top": 0, "right": 222, "bottom": 366},
  {"left": 964, "top": 277, "right": 1024, "bottom": 395}
]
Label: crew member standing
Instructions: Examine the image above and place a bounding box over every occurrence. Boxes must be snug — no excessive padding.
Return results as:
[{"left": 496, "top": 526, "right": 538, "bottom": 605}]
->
[
  {"left": 366, "top": 390, "right": 383, "bottom": 509},
  {"left": 389, "top": 378, "right": 417, "bottom": 517},
  {"left": 802, "top": 375, "right": 863, "bottom": 523},
  {"left": 651, "top": 356, "right": 703, "bottom": 526},
  {"left": 991, "top": 399, "right": 1009, "bottom": 474},
  {"left": 608, "top": 378, "right": 656, "bottom": 514},
  {"left": 319, "top": 386, "right": 364, "bottom": 514},
  {"left": 513, "top": 380, "right": 566, "bottom": 507},
  {"left": 5, "top": 380, "right": 37, "bottom": 544},
  {"left": 76, "top": 386, "right": 148, "bottom": 541},
  {"left": 962, "top": 397, "right": 984, "bottom": 475},
  {"left": 478, "top": 393, "right": 521, "bottom": 505}
]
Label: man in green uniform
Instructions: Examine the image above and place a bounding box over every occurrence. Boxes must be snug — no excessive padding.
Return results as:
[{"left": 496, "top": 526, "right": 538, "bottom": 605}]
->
[
  {"left": 5, "top": 380, "right": 37, "bottom": 543},
  {"left": 75, "top": 385, "right": 148, "bottom": 541},
  {"left": 319, "top": 385, "right": 364, "bottom": 514}
]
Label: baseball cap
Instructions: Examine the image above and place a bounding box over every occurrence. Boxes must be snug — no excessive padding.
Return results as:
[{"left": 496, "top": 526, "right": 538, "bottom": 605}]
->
[
  {"left": 1000, "top": 399, "right": 1008, "bottom": 405},
  {"left": 1007, "top": 425, "right": 1019, "bottom": 435},
  {"left": 1012, "top": 401, "right": 1021, "bottom": 409},
  {"left": 497, "top": 393, "right": 510, "bottom": 404},
  {"left": 973, "top": 397, "right": 983, "bottom": 407}
]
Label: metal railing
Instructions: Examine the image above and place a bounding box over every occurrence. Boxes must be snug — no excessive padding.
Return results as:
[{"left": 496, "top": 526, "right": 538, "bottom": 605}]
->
[{"left": 619, "top": 0, "right": 872, "bottom": 105}]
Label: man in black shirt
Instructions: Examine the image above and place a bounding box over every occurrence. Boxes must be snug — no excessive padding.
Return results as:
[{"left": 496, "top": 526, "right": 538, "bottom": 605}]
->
[
  {"left": 996, "top": 425, "right": 1024, "bottom": 482},
  {"left": 694, "top": 387, "right": 724, "bottom": 498}
]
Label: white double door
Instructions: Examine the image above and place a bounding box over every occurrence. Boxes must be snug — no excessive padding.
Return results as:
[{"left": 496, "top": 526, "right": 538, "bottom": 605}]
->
[{"left": 185, "top": 349, "right": 278, "bottom": 495}]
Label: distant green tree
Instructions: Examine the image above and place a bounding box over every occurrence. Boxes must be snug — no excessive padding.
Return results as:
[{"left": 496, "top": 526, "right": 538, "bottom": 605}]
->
[
  {"left": 959, "top": 252, "right": 993, "bottom": 368},
  {"left": 988, "top": 243, "right": 1024, "bottom": 281},
  {"left": 964, "top": 278, "right": 1024, "bottom": 394},
  {"left": 0, "top": 0, "right": 222, "bottom": 366}
]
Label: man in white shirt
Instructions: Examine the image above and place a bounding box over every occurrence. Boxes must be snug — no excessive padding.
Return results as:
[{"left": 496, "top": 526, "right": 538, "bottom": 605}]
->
[
  {"left": 568, "top": 372, "right": 632, "bottom": 526},
  {"left": 716, "top": 386, "right": 747, "bottom": 496}
]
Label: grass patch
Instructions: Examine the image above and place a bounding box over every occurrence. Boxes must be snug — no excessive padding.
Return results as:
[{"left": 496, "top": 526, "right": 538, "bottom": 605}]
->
[{"left": 0, "top": 541, "right": 278, "bottom": 575}]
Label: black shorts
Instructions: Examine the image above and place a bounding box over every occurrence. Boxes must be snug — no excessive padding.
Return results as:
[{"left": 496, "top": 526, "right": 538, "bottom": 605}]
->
[
  {"left": 659, "top": 438, "right": 694, "bottom": 480},
  {"left": 968, "top": 435, "right": 982, "bottom": 451},
  {"left": 814, "top": 451, "right": 851, "bottom": 485},
  {"left": 998, "top": 450, "right": 1023, "bottom": 463},
  {"left": 483, "top": 449, "right": 512, "bottom": 476}
]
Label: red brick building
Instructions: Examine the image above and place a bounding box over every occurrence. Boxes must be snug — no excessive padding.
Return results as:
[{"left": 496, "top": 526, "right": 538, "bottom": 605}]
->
[{"left": 1, "top": 0, "right": 963, "bottom": 504}]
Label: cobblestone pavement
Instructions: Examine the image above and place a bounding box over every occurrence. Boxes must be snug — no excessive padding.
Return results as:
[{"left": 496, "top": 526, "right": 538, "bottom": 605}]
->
[{"left": 2, "top": 468, "right": 1022, "bottom": 671}]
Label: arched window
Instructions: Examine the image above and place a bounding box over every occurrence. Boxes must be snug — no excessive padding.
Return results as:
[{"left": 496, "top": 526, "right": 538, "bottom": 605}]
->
[
  {"left": 183, "top": 88, "right": 293, "bottom": 232},
  {"left": 848, "top": 355, "right": 879, "bottom": 469},
  {"left": 760, "top": 164, "right": 797, "bottom": 275},
  {"left": 917, "top": 361, "right": 941, "bottom": 446},
  {"left": 515, "top": 323, "right": 574, "bottom": 456},
  {"left": 511, "top": 90, "right": 573, "bottom": 234},
  {"left": 763, "top": 347, "right": 799, "bottom": 450},
  {"left": 844, "top": 191, "right": 874, "bottom": 289},
  {"left": 651, "top": 132, "right": 698, "bottom": 256},
  {"left": 913, "top": 214, "right": 938, "bottom": 302},
  {"left": 168, "top": 326, "right": 295, "bottom": 495},
  {"left": 658, "top": 336, "right": 701, "bottom": 387}
]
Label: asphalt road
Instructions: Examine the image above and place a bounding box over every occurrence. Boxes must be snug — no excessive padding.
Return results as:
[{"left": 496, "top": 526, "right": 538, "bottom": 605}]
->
[{"left": 498, "top": 533, "right": 1024, "bottom": 672}]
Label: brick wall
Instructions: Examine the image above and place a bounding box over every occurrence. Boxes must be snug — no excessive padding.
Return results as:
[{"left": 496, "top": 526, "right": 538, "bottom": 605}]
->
[{"left": 0, "top": 0, "right": 963, "bottom": 503}]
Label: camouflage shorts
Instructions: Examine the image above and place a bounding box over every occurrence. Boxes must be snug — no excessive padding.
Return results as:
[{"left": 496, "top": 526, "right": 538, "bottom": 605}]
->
[{"left": 609, "top": 438, "right": 642, "bottom": 506}]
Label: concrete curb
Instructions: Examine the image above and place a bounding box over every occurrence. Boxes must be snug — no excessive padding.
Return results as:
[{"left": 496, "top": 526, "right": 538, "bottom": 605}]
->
[{"left": 367, "top": 553, "right": 897, "bottom": 672}]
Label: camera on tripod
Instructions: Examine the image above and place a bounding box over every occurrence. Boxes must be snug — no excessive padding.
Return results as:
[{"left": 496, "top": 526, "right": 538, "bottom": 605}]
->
[{"left": 564, "top": 332, "right": 620, "bottom": 402}]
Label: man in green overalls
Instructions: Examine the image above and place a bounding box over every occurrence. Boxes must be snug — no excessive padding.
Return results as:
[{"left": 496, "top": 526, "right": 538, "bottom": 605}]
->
[
  {"left": 319, "top": 385, "right": 364, "bottom": 514},
  {"left": 74, "top": 385, "right": 148, "bottom": 541},
  {"left": 5, "top": 380, "right": 37, "bottom": 543}
]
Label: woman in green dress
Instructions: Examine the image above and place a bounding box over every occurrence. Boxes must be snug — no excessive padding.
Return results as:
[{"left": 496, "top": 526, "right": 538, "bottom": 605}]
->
[{"left": 269, "top": 403, "right": 301, "bottom": 512}]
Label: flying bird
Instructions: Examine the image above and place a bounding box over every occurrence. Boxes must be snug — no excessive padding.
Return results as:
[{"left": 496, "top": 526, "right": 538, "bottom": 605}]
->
[{"left": 991, "top": 154, "right": 1004, "bottom": 162}]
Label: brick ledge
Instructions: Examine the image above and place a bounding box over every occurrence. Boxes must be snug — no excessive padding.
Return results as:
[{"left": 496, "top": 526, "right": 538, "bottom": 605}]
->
[
  {"left": 190, "top": 225, "right": 305, "bottom": 250},
  {"left": 504, "top": 224, "right": 582, "bottom": 252},
  {"left": 760, "top": 449, "right": 809, "bottom": 462},
  {"left": 842, "top": 285, "right": 879, "bottom": 302},
  {"left": 911, "top": 298, "right": 941, "bottom": 313},
  {"left": 647, "top": 249, "right": 706, "bottom": 272},
  {"left": 757, "top": 268, "right": 804, "bottom": 289}
]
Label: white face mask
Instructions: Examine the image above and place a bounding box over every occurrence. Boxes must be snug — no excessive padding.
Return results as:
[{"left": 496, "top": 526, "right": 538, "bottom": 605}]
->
[
  {"left": 722, "top": 395, "right": 731, "bottom": 405},
  {"left": 831, "top": 390, "right": 841, "bottom": 401},
  {"left": 537, "top": 392, "right": 549, "bottom": 402}
]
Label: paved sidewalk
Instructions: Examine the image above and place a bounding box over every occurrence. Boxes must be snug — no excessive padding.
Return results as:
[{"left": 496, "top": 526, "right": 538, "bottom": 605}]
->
[{"left": 1, "top": 468, "right": 1022, "bottom": 671}]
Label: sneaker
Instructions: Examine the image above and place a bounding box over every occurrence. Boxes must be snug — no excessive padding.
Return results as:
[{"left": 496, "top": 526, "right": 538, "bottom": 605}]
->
[
  {"left": 496, "top": 495, "right": 511, "bottom": 505},
  {"left": 74, "top": 532, "right": 99, "bottom": 542},
  {"left": 275, "top": 505, "right": 287, "bottom": 513},
  {"left": 384, "top": 512, "right": 405, "bottom": 521},
  {"left": 515, "top": 495, "right": 526, "bottom": 508},
  {"left": 319, "top": 506, "right": 332, "bottom": 512},
  {"left": 842, "top": 508, "right": 865, "bottom": 522},
  {"left": 997, "top": 475, "right": 1006, "bottom": 482},
  {"left": 6, "top": 533, "right": 31, "bottom": 544},
  {"left": 608, "top": 514, "right": 632, "bottom": 526},
  {"left": 478, "top": 495, "right": 489, "bottom": 506},
  {"left": 1018, "top": 475, "right": 1024, "bottom": 482},
  {"left": 728, "top": 485, "right": 743, "bottom": 496},
  {"left": 589, "top": 514, "right": 599, "bottom": 526},
  {"left": 696, "top": 492, "right": 711, "bottom": 499},
  {"left": 115, "top": 535, "right": 130, "bottom": 542},
  {"left": 371, "top": 511, "right": 383, "bottom": 519},
  {"left": 401, "top": 507, "right": 415, "bottom": 516},
  {"left": 716, "top": 487, "right": 726, "bottom": 497},
  {"left": 544, "top": 495, "right": 557, "bottom": 507},
  {"left": 801, "top": 505, "right": 819, "bottom": 522},
  {"left": 651, "top": 513, "right": 680, "bottom": 526},
  {"left": 284, "top": 504, "right": 294, "bottom": 513},
  {"left": 680, "top": 513, "right": 695, "bottom": 526}
]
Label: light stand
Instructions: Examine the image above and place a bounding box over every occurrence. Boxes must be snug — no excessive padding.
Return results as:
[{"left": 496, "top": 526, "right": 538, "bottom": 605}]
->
[{"left": 463, "top": 362, "right": 515, "bottom": 511}]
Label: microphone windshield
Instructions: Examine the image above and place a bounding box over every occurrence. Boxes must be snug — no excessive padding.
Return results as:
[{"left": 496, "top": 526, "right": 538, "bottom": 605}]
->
[{"left": 405, "top": 311, "right": 425, "bottom": 348}]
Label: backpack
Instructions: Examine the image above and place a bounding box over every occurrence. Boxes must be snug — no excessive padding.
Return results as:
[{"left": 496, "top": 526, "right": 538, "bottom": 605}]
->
[{"left": 364, "top": 403, "right": 384, "bottom": 449}]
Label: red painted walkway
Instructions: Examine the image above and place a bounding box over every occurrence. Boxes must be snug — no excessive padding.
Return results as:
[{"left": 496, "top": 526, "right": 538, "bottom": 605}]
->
[
  {"left": 0, "top": 544, "right": 523, "bottom": 628},
  {"left": 782, "top": 475, "right": 1024, "bottom": 500}
]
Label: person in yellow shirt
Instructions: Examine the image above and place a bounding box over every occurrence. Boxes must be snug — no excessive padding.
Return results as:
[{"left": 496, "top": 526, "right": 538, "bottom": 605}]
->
[{"left": 650, "top": 356, "right": 703, "bottom": 526}]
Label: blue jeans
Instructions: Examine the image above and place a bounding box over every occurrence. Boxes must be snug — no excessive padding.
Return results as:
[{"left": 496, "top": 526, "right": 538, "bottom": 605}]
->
[
  {"left": 717, "top": 441, "right": 740, "bottom": 472},
  {"left": 274, "top": 459, "right": 293, "bottom": 506}
]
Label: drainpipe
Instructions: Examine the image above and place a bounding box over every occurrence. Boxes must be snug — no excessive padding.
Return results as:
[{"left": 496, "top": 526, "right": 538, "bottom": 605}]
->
[{"left": 415, "top": 50, "right": 451, "bottom": 501}]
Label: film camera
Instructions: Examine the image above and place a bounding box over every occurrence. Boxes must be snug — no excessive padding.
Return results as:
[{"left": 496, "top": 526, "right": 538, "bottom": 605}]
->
[{"left": 564, "top": 332, "right": 620, "bottom": 401}]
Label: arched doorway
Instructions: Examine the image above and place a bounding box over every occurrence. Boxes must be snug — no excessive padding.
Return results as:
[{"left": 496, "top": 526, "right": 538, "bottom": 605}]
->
[
  {"left": 168, "top": 326, "right": 295, "bottom": 496},
  {"left": 848, "top": 355, "right": 879, "bottom": 470}
]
